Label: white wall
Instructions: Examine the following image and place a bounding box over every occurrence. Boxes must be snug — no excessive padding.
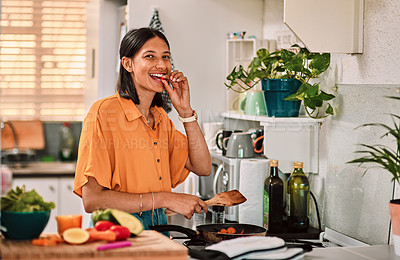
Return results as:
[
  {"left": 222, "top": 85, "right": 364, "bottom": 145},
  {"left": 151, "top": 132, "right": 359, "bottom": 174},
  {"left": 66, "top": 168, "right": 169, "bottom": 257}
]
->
[
  {"left": 264, "top": 0, "right": 400, "bottom": 245},
  {"left": 128, "top": 0, "right": 264, "bottom": 130}
]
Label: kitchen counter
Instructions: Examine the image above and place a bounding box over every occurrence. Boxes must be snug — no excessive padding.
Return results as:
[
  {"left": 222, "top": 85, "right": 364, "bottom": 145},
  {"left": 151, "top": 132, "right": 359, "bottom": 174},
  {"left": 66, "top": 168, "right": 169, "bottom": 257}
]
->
[
  {"left": 305, "top": 245, "right": 400, "bottom": 260},
  {"left": 0, "top": 231, "right": 188, "bottom": 259},
  {"left": 7, "top": 162, "right": 76, "bottom": 177}
]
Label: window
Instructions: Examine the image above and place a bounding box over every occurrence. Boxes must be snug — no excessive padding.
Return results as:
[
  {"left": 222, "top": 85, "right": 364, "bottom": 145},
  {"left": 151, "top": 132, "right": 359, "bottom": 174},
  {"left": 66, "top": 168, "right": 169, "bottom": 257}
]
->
[{"left": 0, "top": 0, "right": 90, "bottom": 121}]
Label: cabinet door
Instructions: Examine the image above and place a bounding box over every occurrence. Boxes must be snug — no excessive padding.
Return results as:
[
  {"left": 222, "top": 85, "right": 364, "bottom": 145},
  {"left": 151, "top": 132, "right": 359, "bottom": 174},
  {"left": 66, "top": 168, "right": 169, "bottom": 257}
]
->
[
  {"left": 59, "top": 177, "right": 91, "bottom": 229},
  {"left": 12, "top": 178, "right": 59, "bottom": 234}
]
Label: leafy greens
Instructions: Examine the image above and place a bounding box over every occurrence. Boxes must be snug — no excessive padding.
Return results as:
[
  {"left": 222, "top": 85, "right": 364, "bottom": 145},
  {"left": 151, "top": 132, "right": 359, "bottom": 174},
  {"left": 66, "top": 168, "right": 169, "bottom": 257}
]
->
[{"left": 1, "top": 186, "right": 55, "bottom": 212}]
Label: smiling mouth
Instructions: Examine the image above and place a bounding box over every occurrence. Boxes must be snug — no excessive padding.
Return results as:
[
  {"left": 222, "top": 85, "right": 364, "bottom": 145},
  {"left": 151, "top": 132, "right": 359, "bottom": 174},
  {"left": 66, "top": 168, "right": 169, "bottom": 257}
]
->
[{"left": 150, "top": 73, "right": 166, "bottom": 81}]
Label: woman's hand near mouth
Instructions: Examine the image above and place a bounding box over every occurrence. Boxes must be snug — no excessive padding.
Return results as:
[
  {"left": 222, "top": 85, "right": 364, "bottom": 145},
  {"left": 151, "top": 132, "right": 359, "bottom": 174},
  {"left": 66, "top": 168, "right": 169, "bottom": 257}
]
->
[
  {"left": 161, "top": 70, "right": 192, "bottom": 117},
  {"left": 161, "top": 69, "right": 211, "bottom": 176}
]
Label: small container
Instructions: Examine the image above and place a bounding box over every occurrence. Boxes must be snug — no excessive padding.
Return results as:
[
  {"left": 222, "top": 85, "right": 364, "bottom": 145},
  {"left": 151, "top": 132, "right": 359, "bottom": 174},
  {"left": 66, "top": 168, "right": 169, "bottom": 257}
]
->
[
  {"left": 211, "top": 206, "right": 225, "bottom": 224},
  {"left": 56, "top": 215, "right": 82, "bottom": 237}
]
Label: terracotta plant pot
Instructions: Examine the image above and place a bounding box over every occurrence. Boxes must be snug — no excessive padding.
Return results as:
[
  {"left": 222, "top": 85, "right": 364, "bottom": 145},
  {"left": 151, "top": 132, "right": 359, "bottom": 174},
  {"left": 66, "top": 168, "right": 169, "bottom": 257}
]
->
[{"left": 390, "top": 199, "right": 400, "bottom": 256}]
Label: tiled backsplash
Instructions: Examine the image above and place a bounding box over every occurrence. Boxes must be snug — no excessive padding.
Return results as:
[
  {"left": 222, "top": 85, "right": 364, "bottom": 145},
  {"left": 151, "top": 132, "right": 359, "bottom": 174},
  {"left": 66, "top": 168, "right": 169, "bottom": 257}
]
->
[{"left": 36, "top": 121, "right": 82, "bottom": 162}]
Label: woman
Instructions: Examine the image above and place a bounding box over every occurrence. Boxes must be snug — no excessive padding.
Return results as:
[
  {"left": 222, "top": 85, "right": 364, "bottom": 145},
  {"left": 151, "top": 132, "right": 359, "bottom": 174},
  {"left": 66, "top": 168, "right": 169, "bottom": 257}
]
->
[{"left": 73, "top": 28, "right": 211, "bottom": 231}]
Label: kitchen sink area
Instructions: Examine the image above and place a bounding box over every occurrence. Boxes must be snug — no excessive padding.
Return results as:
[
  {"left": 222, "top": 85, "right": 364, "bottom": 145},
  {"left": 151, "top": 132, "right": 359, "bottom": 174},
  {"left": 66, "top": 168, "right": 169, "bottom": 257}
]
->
[{"left": 6, "top": 161, "right": 76, "bottom": 176}]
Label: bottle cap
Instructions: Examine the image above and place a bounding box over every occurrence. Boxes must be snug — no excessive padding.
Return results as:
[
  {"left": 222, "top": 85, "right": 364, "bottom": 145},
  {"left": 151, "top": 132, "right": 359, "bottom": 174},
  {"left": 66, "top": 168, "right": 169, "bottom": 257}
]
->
[
  {"left": 293, "top": 162, "right": 303, "bottom": 168},
  {"left": 63, "top": 122, "right": 70, "bottom": 127},
  {"left": 270, "top": 160, "right": 278, "bottom": 167}
]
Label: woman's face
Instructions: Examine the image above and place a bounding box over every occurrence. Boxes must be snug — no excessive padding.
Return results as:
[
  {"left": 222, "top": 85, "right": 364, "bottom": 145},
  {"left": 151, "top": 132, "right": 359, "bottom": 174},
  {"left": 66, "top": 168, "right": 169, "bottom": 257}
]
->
[{"left": 130, "top": 36, "right": 172, "bottom": 94}]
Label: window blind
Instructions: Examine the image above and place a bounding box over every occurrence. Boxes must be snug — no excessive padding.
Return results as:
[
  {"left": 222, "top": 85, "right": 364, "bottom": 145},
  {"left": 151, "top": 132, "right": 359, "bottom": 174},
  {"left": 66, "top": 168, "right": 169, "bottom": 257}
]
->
[{"left": 0, "top": 0, "right": 90, "bottom": 121}]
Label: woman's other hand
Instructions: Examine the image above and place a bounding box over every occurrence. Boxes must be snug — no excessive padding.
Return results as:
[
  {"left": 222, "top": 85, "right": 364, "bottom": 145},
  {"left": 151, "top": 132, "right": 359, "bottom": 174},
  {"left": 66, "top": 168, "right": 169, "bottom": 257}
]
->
[{"left": 162, "top": 192, "right": 208, "bottom": 219}]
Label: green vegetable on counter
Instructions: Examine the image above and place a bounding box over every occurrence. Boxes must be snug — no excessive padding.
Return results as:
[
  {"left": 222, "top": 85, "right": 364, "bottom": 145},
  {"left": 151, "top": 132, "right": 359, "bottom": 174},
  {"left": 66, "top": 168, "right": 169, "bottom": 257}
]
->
[
  {"left": 1, "top": 186, "right": 55, "bottom": 212},
  {"left": 91, "top": 208, "right": 143, "bottom": 235}
]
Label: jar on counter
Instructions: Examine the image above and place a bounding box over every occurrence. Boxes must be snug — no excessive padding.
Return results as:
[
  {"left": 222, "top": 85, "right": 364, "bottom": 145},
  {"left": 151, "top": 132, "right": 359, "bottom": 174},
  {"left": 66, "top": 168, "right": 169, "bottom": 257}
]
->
[{"left": 211, "top": 206, "right": 225, "bottom": 224}]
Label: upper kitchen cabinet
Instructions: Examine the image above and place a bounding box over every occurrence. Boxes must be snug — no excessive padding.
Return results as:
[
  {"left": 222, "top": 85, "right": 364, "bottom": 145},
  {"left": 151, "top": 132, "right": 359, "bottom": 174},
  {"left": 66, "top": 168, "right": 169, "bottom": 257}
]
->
[
  {"left": 85, "top": 0, "right": 127, "bottom": 112},
  {"left": 284, "top": 0, "right": 364, "bottom": 53}
]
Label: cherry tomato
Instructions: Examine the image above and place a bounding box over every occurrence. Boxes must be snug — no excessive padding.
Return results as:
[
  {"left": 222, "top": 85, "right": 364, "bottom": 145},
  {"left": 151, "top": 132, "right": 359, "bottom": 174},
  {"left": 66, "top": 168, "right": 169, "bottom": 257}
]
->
[
  {"left": 109, "top": 225, "right": 131, "bottom": 240},
  {"left": 94, "top": 220, "right": 115, "bottom": 231}
]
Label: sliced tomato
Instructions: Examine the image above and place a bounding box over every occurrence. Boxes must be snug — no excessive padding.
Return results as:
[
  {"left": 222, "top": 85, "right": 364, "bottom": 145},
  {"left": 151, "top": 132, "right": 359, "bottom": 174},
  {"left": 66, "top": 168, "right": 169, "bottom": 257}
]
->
[
  {"left": 94, "top": 220, "right": 115, "bottom": 231},
  {"left": 109, "top": 225, "right": 131, "bottom": 240}
]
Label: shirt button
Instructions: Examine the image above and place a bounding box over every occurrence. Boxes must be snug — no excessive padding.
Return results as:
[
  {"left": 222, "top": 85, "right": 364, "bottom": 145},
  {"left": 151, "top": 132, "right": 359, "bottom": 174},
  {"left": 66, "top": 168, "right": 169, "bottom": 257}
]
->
[
  {"left": 154, "top": 142, "right": 157, "bottom": 146},
  {"left": 157, "top": 159, "right": 160, "bottom": 163},
  {"left": 159, "top": 177, "right": 162, "bottom": 180}
]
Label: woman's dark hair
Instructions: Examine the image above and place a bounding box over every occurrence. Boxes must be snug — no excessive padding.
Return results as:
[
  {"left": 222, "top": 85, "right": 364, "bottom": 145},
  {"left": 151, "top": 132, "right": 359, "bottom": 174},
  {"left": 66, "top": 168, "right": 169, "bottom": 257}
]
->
[{"left": 116, "top": 27, "right": 170, "bottom": 107}]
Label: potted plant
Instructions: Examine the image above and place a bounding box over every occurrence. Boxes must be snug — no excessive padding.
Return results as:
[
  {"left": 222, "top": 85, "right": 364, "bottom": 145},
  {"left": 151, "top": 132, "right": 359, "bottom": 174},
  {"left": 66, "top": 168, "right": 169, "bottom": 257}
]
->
[
  {"left": 348, "top": 96, "right": 400, "bottom": 255},
  {"left": 225, "top": 44, "right": 335, "bottom": 118}
]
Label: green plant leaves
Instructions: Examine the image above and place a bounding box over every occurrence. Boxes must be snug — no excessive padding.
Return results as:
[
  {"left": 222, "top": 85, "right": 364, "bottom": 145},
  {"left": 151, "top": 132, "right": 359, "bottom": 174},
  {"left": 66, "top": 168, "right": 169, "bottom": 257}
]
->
[
  {"left": 225, "top": 44, "right": 335, "bottom": 118},
  {"left": 348, "top": 96, "right": 400, "bottom": 184},
  {"left": 309, "top": 53, "right": 330, "bottom": 76},
  {"left": 283, "top": 82, "right": 335, "bottom": 118}
]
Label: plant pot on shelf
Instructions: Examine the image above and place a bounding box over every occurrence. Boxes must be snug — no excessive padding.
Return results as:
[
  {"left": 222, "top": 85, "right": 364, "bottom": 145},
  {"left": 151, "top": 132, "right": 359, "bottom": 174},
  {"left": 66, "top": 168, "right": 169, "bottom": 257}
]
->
[
  {"left": 261, "top": 79, "right": 302, "bottom": 117},
  {"left": 390, "top": 199, "right": 400, "bottom": 256}
]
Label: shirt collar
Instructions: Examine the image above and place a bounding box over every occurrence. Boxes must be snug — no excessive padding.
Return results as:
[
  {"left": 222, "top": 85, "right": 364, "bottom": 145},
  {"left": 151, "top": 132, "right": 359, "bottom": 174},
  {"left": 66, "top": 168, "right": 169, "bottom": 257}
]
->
[{"left": 117, "top": 92, "right": 163, "bottom": 124}]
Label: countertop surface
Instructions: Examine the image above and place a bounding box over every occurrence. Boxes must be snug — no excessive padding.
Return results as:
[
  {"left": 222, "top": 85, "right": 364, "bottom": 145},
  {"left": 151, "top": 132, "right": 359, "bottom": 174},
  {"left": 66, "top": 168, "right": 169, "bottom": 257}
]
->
[
  {"left": 0, "top": 230, "right": 188, "bottom": 260},
  {"left": 6, "top": 161, "right": 76, "bottom": 177},
  {"left": 305, "top": 245, "right": 400, "bottom": 259}
]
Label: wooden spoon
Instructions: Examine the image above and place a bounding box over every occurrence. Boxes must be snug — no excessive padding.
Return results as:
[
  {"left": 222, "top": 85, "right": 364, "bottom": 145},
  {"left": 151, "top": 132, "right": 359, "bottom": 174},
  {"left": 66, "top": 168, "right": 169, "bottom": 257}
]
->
[{"left": 165, "top": 190, "right": 246, "bottom": 217}]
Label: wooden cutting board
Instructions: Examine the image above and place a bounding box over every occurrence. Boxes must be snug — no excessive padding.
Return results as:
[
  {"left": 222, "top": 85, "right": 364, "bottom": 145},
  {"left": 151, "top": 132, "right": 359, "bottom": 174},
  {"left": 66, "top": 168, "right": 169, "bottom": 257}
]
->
[
  {"left": 0, "top": 231, "right": 188, "bottom": 260},
  {"left": 1, "top": 120, "right": 45, "bottom": 150}
]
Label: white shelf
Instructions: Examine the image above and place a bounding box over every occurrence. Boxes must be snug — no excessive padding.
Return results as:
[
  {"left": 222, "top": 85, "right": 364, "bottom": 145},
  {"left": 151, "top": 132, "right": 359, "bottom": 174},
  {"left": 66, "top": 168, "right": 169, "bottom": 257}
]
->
[
  {"left": 222, "top": 111, "right": 324, "bottom": 124},
  {"left": 222, "top": 111, "right": 322, "bottom": 173}
]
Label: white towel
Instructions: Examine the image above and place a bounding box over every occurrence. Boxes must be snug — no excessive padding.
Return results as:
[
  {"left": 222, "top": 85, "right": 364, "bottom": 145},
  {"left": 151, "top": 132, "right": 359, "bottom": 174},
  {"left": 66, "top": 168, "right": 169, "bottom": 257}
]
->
[{"left": 206, "top": 236, "right": 304, "bottom": 260}]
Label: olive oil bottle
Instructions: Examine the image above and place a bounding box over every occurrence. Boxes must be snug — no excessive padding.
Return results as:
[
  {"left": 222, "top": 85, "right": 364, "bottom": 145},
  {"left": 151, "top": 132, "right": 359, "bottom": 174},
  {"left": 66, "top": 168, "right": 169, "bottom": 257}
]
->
[
  {"left": 287, "top": 162, "right": 310, "bottom": 232},
  {"left": 263, "top": 160, "right": 283, "bottom": 233}
]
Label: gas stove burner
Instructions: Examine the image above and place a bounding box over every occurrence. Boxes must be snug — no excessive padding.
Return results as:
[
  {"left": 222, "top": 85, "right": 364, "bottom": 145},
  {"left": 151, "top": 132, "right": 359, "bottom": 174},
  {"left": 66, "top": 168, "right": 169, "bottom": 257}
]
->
[{"left": 182, "top": 238, "right": 213, "bottom": 250}]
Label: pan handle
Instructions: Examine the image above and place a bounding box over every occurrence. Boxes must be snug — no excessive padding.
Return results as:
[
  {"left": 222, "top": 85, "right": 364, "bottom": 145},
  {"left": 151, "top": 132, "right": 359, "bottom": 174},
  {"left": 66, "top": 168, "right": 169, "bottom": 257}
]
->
[{"left": 149, "top": 224, "right": 198, "bottom": 239}]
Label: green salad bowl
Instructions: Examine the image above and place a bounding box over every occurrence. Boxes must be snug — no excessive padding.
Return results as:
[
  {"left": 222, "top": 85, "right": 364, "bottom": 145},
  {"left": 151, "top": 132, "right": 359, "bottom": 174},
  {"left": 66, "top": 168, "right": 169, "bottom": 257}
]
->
[{"left": 1, "top": 211, "right": 50, "bottom": 240}]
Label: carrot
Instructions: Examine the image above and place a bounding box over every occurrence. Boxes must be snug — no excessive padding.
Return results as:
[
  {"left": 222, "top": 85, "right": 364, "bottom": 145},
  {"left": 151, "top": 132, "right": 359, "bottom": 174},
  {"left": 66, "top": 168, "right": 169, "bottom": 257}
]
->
[
  {"left": 44, "top": 234, "right": 65, "bottom": 243},
  {"left": 88, "top": 229, "right": 117, "bottom": 242},
  {"left": 219, "top": 228, "right": 228, "bottom": 234},
  {"left": 32, "top": 234, "right": 65, "bottom": 246},
  {"left": 239, "top": 229, "right": 244, "bottom": 234},
  {"left": 227, "top": 227, "right": 236, "bottom": 234},
  {"left": 32, "top": 238, "right": 58, "bottom": 246}
]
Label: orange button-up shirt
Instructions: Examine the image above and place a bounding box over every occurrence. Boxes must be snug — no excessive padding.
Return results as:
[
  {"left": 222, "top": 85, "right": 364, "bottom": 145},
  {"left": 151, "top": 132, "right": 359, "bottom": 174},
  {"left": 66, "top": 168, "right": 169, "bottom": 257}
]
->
[{"left": 73, "top": 93, "right": 189, "bottom": 197}]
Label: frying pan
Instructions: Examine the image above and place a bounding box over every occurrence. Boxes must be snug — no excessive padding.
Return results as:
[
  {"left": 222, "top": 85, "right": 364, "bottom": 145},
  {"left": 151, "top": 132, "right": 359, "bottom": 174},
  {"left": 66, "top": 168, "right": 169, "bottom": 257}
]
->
[{"left": 150, "top": 223, "right": 266, "bottom": 243}]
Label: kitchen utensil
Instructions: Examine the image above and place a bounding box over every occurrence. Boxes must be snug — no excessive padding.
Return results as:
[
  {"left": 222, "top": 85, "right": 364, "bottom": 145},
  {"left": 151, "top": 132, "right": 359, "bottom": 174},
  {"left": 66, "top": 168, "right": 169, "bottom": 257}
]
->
[
  {"left": 215, "top": 130, "right": 243, "bottom": 156},
  {"left": 223, "top": 132, "right": 255, "bottom": 158},
  {"left": 97, "top": 240, "right": 132, "bottom": 251},
  {"left": 165, "top": 190, "right": 247, "bottom": 216},
  {"left": 240, "top": 90, "right": 267, "bottom": 116},
  {"left": 0, "top": 230, "right": 187, "bottom": 259},
  {"left": 150, "top": 223, "right": 267, "bottom": 243}
]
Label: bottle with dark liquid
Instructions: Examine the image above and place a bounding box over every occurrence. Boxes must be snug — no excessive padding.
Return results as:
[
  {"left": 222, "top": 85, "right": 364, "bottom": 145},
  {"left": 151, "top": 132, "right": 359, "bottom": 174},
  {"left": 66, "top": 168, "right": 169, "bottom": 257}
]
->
[
  {"left": 287, "top": 161, "right": 310, "bottom": 232},
  {"left": 263, "top": 160, "right": 283, "bottom": 233}
]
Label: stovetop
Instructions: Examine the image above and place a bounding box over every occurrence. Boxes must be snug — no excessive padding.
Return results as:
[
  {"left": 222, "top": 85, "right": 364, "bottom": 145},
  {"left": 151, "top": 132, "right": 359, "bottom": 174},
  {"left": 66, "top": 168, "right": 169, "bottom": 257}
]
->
[{"left": 169, "top": 212, "right": 336, "bottom": 254}]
